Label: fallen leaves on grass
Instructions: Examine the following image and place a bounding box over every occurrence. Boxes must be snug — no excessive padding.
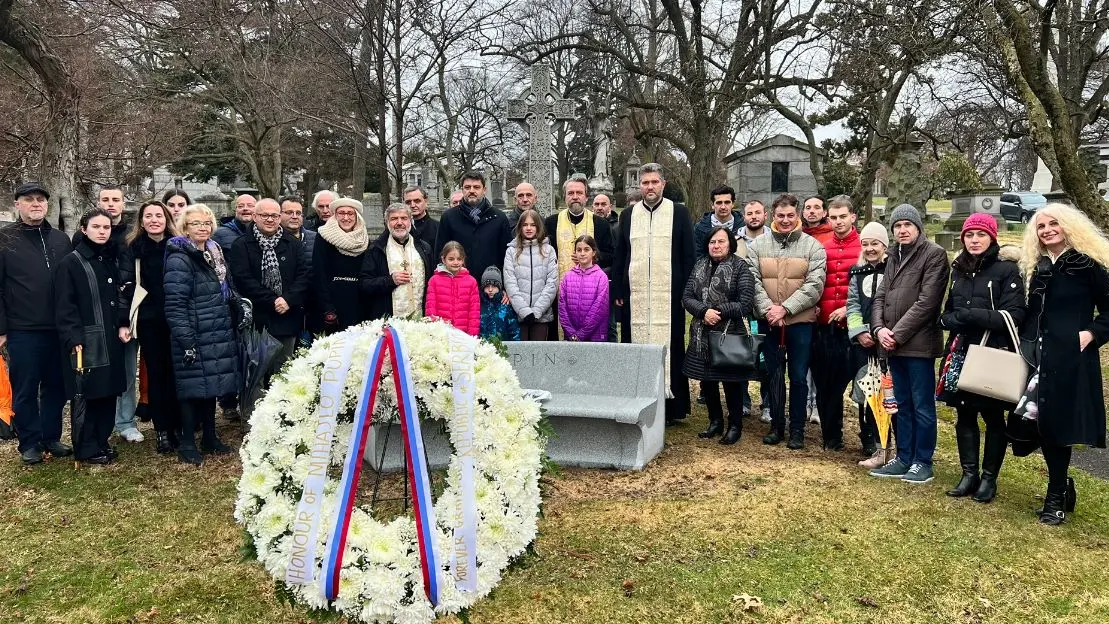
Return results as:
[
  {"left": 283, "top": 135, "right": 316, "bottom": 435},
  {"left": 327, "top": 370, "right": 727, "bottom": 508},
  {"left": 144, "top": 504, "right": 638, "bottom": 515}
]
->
[
  {"left": 730, "top": 593, "right": 763, "bottom": 612},
  {"left": 856, "top": 596, "right": 880, "bottom": 608},
  {"left": 621, "top": 579, "right": 635, "bottom": 597}
]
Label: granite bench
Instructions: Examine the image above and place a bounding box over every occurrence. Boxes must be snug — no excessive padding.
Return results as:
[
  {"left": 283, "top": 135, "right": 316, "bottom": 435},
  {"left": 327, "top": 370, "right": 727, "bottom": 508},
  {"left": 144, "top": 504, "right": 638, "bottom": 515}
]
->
[{"left": 362, "top": 341, "right": 667, "bottom": 472}]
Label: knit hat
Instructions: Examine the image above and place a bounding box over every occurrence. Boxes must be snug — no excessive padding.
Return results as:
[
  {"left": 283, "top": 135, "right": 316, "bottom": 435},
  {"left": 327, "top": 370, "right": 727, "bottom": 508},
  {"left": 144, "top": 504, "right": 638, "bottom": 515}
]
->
[
  {"left": 888, "top": 203, "right": 923, "bottom": 233},
  {"left": 961, "top": 212, "right": 998, "bottom": 241},
  {"left": 481, "top": 266, "right": 503, "bottom": 289},
  {"left": 859, "top": 221, "right": 889, "bottom": 248}
]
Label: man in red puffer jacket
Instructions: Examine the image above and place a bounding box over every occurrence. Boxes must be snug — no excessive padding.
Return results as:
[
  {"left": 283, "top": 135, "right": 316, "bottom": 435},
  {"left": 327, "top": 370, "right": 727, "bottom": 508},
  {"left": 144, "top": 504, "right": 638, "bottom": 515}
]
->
[{"left": 810, "top": 195, "right": 862, "bottom": 451}]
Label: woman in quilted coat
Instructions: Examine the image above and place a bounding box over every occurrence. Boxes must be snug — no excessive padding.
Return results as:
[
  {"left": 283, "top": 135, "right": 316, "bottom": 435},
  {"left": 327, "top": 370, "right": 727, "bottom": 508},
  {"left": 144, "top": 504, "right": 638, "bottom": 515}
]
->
[
  {"left": 164, "top": 204, "right": 241, "bottom": 465},
  {"left": 558, "top": 235, "right": 609, "bottom": 342},
  {"left": 682, "top": 227, "right": 756, "bottom": 445},
  {"left": 426, "top": 241, "right": 480, "bottom": 336},
  {"left": 503, "top": 209, "right": 559, "bottom": 341},
  {"left": 937, "top": 213, "right": 1025, "bottom": 503}
]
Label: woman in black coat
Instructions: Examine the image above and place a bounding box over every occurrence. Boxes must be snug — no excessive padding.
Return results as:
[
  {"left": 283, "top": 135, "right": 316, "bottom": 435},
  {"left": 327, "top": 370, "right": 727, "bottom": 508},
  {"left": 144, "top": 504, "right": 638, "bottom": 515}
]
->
[
  {"left": 313, "top": 199, "right": 370, "bottom": 332},
  {"left": 54, "top": 209, "right": 129, "bottom": 465},
  {"left": 164, "top": 204, "right": 241, "bottom": 465},
  {"left": 1018, "top": 204, "right": 1109, "bottom": 525},
  {"left": 682, "top": 227, "right": 756, "bottom": 445},
  {"left": 121, "top": 200, "right": 180, "bottom": 454},
  {"left": 938, "top": 215, "right": 1026, "bottom": 503}
]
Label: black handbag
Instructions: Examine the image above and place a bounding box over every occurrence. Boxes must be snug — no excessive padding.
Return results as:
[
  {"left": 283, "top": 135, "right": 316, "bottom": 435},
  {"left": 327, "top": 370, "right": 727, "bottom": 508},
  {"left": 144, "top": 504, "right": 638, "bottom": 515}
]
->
[
  {"left": 708, "top": 319, "right": 764, "bottom": 371},
  {"left": 72, "top": 253, "right": 110, "bottom": 370}
]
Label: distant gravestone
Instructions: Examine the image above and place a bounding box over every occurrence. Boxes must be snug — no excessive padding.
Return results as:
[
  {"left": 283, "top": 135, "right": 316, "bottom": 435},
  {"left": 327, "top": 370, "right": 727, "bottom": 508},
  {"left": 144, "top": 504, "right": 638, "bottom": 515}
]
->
[
  {"left": 938, "top": 186, "right": 1006, "bottom": 251},
  {"left": 363, "top": 193, "right": 384, "bottom": 236},
  {"left": 507, "top": 65, "right": 575, "bottom": 217}
]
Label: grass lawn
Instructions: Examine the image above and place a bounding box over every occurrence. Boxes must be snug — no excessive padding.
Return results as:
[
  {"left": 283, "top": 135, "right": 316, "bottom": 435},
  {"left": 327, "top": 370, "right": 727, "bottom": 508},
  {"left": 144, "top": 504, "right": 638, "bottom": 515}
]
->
[{"left": 2, "top": 387, "right": 1108, "bottom": 624}]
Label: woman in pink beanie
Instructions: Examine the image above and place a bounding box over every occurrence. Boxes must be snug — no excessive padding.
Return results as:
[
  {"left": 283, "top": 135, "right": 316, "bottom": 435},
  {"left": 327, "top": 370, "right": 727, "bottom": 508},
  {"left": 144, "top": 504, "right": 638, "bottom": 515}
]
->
[{"left": 937, "top": 211, "right": 1025, "bottom": 503}]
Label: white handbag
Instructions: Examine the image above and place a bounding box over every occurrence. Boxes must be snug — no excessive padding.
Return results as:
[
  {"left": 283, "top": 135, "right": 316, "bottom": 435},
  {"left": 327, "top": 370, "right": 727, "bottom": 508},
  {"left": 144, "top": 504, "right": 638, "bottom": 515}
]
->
[
  {"left": 956, "top": 308, "right": 1028, "bottom": 404},
  {"left": 128, "top": 258, "right": 147, "bottom": 340}
]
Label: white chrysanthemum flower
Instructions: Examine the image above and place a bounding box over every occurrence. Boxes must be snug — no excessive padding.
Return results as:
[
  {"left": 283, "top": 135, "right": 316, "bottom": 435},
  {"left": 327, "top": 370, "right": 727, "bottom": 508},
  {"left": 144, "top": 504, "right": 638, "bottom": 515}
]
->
[{"left": 237, "top": 321, "right": 542, "bottom": 624}]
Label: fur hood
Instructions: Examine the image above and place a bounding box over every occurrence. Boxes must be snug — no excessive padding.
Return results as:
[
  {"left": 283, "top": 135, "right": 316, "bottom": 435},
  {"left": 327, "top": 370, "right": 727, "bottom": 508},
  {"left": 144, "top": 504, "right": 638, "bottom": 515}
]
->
[{"left": 998, "top": 244, "right": 1022, "bottom": 263}]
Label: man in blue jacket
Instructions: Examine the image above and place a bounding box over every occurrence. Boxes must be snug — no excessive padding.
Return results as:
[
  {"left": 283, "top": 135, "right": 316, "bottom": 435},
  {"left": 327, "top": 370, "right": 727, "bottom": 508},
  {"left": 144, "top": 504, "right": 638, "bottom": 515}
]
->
[{"left": 0, "top": 183, "right": 74, "bottom": 464}]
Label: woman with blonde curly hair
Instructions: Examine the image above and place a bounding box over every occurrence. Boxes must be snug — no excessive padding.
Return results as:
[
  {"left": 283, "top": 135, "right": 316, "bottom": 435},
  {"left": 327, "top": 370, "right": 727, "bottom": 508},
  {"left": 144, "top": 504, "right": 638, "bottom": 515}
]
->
[{"left": 1017, "top": 203, "right": 1109, "bottom": 525}]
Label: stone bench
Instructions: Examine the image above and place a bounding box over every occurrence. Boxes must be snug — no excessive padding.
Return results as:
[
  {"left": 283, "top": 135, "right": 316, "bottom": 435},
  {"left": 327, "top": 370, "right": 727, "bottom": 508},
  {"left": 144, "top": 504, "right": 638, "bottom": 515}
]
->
[{"left": 363, "top": 341, "right": 666, "bottom": 472}]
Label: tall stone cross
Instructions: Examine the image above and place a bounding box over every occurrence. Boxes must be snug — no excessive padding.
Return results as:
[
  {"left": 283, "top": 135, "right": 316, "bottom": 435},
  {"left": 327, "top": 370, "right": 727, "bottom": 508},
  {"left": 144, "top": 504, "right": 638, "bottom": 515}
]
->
[{"left": 507, "top": 65, "right": 575, "bottom": 217}]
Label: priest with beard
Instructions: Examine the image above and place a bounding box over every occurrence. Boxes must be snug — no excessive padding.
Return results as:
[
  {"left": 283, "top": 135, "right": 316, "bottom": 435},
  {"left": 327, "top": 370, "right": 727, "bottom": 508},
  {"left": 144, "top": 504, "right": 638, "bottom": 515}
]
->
[
  {"left": 544, "top": 175, "right": 615, "bottom": 279},
  {"left": 612, "top": 163, "right": 695, "bottom": 424}
]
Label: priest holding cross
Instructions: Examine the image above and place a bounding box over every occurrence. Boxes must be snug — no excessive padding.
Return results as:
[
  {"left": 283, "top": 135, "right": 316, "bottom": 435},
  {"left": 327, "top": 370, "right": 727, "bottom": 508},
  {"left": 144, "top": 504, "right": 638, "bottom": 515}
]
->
[{"left": 613, "top": 163, "right": 695, "bottom": 424}]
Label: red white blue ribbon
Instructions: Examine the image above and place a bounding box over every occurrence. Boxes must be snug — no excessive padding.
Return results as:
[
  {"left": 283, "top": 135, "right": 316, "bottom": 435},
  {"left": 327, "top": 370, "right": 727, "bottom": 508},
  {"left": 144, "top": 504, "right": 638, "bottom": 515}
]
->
[{"left": 321, "top": 327, "right": 442, "bottom": 605}]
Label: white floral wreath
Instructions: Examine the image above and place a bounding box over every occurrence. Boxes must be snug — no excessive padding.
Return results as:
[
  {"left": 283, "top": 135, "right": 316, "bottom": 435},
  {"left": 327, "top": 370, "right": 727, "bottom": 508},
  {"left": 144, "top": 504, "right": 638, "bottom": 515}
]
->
[{"left": 235, "top": 319, "right": 544, "bottom": 623}]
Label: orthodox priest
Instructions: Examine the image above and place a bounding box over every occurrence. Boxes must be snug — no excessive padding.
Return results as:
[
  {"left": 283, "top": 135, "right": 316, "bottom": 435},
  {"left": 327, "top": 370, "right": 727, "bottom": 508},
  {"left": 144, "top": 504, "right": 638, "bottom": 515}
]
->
[{"left": 613, "top": 163, "right": 695, "bottom": 423}]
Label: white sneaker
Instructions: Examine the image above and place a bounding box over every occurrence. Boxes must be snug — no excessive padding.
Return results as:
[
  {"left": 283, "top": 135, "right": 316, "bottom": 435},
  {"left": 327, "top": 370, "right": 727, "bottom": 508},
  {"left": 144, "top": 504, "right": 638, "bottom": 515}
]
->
[
  {"left": 759, "top": 408, "right": 772, "bottom": 424},
  {"left": 120, "top": 428, "right": 145, "bottom": 443},
  {"left": 808, "top": 406, "right": 820, "bottom": 424}
]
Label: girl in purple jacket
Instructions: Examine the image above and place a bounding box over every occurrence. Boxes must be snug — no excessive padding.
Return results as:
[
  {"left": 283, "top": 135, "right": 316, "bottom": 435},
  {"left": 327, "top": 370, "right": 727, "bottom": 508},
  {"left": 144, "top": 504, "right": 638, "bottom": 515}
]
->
[{"left": 558, "top": 234, "right": 609, "bottom": 342}]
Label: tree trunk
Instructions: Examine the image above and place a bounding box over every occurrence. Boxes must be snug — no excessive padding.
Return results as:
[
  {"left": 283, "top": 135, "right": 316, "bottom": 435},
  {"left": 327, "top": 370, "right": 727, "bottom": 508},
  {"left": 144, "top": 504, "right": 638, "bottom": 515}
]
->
[
  {"left": 0, "top": 0, "right": 82, "bottom": 231},
  {"left": 988, "top": 0, "right": 1109, "bottom": 228},
  {"left": 352, "top": 127, "right": 367, "bottom": 198}
]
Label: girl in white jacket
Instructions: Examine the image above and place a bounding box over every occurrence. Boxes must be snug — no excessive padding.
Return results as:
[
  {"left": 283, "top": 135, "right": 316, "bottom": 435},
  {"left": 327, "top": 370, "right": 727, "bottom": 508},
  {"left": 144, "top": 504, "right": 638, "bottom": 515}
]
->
[{"left": 503, "top": 209, "right": 559, "bottom": 340}]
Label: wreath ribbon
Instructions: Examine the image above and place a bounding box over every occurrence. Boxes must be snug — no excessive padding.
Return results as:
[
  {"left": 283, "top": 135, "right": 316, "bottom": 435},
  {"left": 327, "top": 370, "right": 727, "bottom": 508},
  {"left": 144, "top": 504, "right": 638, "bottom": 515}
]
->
[{"left": 322, "top": 326, "right": 443, "bottom": 605}]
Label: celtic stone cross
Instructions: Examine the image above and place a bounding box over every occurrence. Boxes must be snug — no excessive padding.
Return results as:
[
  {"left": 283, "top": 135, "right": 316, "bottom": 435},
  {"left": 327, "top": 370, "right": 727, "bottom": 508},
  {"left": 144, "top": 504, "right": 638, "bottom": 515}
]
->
[{"left": 507, "top": 65, "right": 575, "bottom": 217}]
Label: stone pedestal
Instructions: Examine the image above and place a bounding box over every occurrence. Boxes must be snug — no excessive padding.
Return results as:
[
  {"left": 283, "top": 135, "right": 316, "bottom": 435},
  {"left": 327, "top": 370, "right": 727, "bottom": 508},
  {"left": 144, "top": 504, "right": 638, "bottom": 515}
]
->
[{"left": 939, "top": 186, "right": 1006, "bottom": 251}]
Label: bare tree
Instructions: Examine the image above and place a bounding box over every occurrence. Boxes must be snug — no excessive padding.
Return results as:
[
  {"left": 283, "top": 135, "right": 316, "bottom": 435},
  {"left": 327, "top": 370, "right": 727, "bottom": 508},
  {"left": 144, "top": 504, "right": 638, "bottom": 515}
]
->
[{"left": 982, "top": 0, "right": 1109, "bottom": 225}]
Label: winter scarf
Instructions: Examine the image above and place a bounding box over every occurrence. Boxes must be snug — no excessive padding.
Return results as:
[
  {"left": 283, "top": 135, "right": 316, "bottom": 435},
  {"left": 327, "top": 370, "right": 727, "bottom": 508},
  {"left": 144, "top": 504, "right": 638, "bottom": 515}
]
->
[
  {"left": 688, "top": 256, "right": 743, "bottom": 358},
  {"left": 318, "top": 212, "right": 369, "bottom": 256},
  {"left": 253, "top": 225, "right": 283, "bottom": 293}
]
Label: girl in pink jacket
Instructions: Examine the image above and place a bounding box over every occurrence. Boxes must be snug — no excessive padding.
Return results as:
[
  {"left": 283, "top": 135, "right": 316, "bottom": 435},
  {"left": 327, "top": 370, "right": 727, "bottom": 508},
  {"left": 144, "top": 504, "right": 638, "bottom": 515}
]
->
[
  {"left": 558, "top": 234, "right": 609, "bottom": 342},
  {"left": 425, "top": 241, "right": 480, "bottom": 336}
]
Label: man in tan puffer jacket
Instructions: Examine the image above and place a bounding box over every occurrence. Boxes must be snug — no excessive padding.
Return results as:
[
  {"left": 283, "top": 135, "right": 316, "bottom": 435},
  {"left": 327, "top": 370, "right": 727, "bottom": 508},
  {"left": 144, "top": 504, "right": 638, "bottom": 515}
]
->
[{"left": 746, "top": 193, "right": 827, "bottom": 450}]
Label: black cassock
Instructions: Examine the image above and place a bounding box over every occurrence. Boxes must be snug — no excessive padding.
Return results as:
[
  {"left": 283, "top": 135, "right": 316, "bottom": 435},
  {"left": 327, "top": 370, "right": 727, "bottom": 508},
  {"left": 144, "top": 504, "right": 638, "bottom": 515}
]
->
[{"left": 612, "top": 200, "right": 695, "bottom": 421}]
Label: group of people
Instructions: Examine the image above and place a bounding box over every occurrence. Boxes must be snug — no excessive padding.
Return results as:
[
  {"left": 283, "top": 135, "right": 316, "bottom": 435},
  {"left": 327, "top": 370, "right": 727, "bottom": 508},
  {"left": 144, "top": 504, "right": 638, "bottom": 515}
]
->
[{"left": 3, "top": 161, "right": 1107, "bottom": 527}]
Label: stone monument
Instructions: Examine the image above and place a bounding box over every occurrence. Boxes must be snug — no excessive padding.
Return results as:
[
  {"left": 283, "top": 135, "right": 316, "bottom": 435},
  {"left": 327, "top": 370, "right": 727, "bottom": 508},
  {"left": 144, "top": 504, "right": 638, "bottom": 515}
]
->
[
  {"left": 586, "top": 95, "right": 615, "bottom": 196},
  {"left": 935, "top": 185, "right": 1005, "bottom": 251},
  {"left": 507, "top": 65, "right": 575, "bottom": 217}
]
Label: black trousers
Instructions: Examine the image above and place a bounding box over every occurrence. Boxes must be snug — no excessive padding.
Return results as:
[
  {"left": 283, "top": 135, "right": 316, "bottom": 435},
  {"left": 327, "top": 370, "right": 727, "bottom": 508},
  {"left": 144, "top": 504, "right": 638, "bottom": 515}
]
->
[
  {"left": 520, "top": 320, "right": 549, "bottom": 341},
  {"left": 704, "top": 381, "right": 745, "bottom": 428},
  {"left": 74, "top": 396, "right": 117, "bottom": 460},
  {"left": 137, "top": 318, "right": 179, "bottom": 436},
  {"left": 1042, "top": 444, "right": 1073, "bottom": 492},
  {"left": 179, "top": 398, "right": 217, "bottom": 450},
  {"left": 810, "top": 323, "right": 853, "bottom": 445}
]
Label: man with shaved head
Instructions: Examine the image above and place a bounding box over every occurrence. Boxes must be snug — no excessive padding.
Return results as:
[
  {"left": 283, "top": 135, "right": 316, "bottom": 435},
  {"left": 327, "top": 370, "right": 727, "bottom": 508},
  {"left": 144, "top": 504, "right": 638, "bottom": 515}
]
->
[
  {"left": 229, "top": 198, "right": 312, "bottom": 383},
  {"left": 213, "top": 193, "right": 257, "bottom": 250},
  {"left": 506, "top": 181, "right": 538, "bottom": 230}
]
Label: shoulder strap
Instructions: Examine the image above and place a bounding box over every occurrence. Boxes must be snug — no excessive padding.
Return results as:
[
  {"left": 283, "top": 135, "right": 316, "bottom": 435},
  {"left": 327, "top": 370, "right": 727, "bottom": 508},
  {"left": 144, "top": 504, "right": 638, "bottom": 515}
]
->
[
  {"left": 135, "top": 258, "right": 142, "bottom": 290},
  {"left": 72, "top": 252, "right": 105, "bottom": 329}
]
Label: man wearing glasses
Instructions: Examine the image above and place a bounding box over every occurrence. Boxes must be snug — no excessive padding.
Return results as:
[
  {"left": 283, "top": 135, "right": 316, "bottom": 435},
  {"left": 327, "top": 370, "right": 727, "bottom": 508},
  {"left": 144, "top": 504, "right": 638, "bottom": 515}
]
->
[
  {"left": 0, "top": 183, "right": 74, "bottom": 464},
  {"left": 228, "top": 199, "right": 311, "bottom": 383}
]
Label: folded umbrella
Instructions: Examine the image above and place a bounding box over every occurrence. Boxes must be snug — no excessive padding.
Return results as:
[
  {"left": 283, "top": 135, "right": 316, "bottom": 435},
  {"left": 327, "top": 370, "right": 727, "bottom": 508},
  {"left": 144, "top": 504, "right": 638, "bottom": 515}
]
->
[
  {"left": 70, "top": 348, "right": 87, "bottom": 469},
  {"left": 239, "top": 325, "right": 282, "bottom": 420}
]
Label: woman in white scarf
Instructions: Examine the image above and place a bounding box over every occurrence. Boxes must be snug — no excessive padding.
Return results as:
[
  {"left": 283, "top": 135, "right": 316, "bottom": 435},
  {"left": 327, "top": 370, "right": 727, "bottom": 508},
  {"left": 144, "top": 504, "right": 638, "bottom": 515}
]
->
[{"left": 313, "top": 198, "right": 370, "bottom": 331}]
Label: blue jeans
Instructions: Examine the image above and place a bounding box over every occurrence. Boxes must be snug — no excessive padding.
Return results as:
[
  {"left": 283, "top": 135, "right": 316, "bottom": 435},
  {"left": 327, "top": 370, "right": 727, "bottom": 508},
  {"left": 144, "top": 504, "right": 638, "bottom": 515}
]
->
[
  {"left": 760, "top": 322, "right": 813, "bottom": 435},
  {"left": 7, "top": 330, "right": 66, "bottom": 453},
  {"left": 888, "top": 356, "right": 938, "bottom": 466},
  {"left": 114, "top": 339, "right": 138, "bottom": 433}
]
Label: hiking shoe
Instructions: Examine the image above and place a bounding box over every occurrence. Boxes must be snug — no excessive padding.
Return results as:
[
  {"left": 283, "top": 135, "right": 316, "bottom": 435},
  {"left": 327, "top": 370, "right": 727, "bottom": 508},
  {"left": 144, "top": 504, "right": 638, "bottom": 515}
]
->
[
  {"left": 858, "top": 449, "right": 888, "bottom": 470},
  {"left": 786, "top": 431, "right": 804, "bottom": 450},
  {"left": 120, "top": 428, "right": 145, "bottom": 443},
  {"left": 20, "top": 447, "right": 43, "bottom": 465},
  {"left": 41, "top": 440, "right": 73, "bottom": 457},
  {"left": 869, "top": 457, "right": 910, "bottom": 478},
  {"left": 762, "top": 431, "right": 784, "bottom": 445},
  {"left": 759, "top": 408, "right": 772, "bottom": 424},
  {"left": 901, "top": 463, "right": 934, "bottom": 484}
]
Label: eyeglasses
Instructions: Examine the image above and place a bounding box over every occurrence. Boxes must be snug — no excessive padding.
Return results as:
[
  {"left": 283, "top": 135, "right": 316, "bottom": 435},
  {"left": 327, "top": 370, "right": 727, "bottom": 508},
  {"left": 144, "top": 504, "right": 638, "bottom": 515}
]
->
[
  {"left": 186, "top": 221, "right": 213, "bottom": 228},
  {"left": 255, "top": 213, "right": 281, "bottom": 221}
]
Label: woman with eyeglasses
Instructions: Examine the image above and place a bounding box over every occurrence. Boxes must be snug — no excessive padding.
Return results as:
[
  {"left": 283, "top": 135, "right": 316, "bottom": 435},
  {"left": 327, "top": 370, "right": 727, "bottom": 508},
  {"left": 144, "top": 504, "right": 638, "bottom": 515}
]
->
[
  {"left": 120, "top": 200, "right": 181, "bottom": 454},
  {"left": 163, "top": 204, "right": 241, "bottom": 465}
]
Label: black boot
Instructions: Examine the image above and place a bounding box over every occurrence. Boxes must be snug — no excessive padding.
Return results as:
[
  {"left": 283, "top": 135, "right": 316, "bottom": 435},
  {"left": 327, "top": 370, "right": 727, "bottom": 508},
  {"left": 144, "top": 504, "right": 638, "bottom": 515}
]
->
[
  {"left": 973, "top": 428, "right": 1007, "bottom": 503},
  {"left": 200, "top": 411, "right": 232, "bottom": 455},
  {"left": 177, "top": 407, "right": 203, "bottom": 466},
  {"left": 1039, "top": 487, "right": 1067, "bottom": 526},
  {"left": 786, "top": 430, "right": 804, "bottom": 450},
  {"left": 719, "top": 414, "right": 742, "bottom": 445},
  {"left": 699, "top": 416, "right": 724, "bottom": 439},
  {"left": 860, "top": 434, "right": 878, "bottom": 458},
  {"left": 155, "top": 431, "right": 175, "bottom": 455},
  {"left": 762, "top": 429, "right": 784, "bottom": 445},
  {"left": 946, "top": 423, "right": 980, "bottom": 497},
  {"left": 1065, "top": 477, "right": 1076, "bottom": 512}
]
